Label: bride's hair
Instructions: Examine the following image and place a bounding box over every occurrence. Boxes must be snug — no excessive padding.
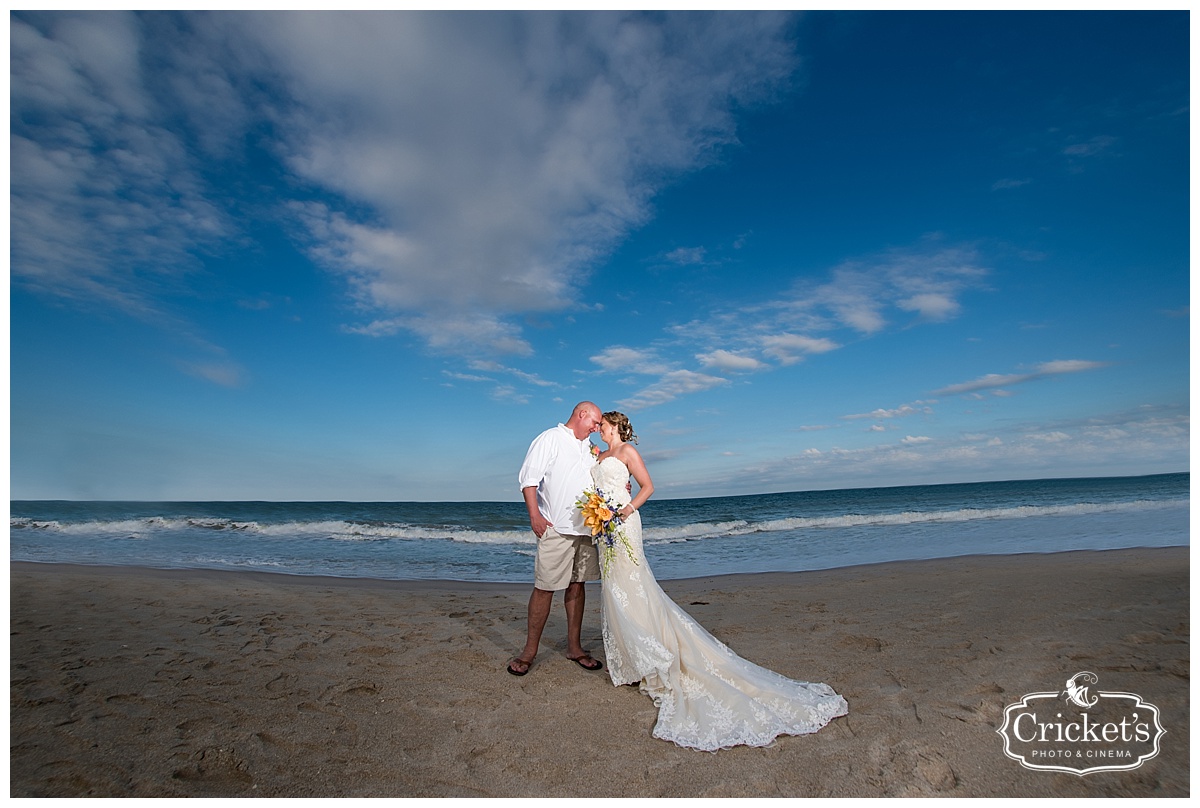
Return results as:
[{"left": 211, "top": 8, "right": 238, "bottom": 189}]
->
[{"left": 603, "top": 411, "right": 637, "bottom": 444}]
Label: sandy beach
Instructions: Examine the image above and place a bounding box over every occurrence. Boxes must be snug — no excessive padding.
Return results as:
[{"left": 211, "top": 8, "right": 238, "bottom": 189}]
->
[{"left": 9, "top": 547, "right": 1188, "bottom": 797}]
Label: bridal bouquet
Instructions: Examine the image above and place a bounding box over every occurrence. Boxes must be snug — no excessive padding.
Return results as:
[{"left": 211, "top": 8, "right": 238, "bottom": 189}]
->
[{"left": 575, "top": 488, "right": 638, "bottom": 576}]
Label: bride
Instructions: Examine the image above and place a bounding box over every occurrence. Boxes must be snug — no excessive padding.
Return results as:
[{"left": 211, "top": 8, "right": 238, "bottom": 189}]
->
[{"left": 590, "top": 410, "right": 848, "bottom": 751}]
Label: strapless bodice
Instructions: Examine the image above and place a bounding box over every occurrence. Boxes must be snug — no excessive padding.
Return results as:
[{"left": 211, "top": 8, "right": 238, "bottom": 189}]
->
[{"left": 592, "top": 456, "right": 632, "bottom": 505}]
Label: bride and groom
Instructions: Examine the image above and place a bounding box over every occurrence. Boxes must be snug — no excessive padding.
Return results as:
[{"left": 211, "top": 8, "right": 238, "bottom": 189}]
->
[{"left": 512, "top": 401, "right": 848, "bottom": 752}]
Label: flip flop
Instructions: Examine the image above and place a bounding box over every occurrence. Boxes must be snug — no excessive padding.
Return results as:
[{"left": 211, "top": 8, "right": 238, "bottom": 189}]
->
[
  {"left": 567, "top": 654, "right": 604, "bottom": 671},
  {"left": 507, "top": 658, "right": 533, "bottom": 676}
]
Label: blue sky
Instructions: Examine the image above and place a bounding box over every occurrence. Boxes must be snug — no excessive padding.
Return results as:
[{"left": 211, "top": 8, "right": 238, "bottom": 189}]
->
[{"left": 9, "top": 10, "right": 1190, "bottom": 502}]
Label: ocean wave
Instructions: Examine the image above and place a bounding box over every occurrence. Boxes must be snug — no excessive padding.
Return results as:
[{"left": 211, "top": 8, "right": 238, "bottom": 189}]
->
[
  {"left": 8, "top": 515, "right": 538, "bottom": 545},
  {"left": 327, "top": 526, "right": 535, "bottom": 545},
  {"left": 643, "top": 499, "right": 1188, "bottom": 543},
  {"left": 9, "top": 516, "right": 259, "bottom": 535},
  {"left": 10, "top": 498, "right": 1186, "bottom": 546}
]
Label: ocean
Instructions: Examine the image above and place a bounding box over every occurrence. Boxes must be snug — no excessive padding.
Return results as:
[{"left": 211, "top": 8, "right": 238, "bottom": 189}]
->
[{"left": 9, "top": 473, "right": 1188, "bottom": 583}]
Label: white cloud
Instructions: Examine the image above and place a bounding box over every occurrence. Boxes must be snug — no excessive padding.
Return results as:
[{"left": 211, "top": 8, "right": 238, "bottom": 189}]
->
[
  {"left": 1082, "top": 427, "right": 1129, "bottom": 441},
  {"left": 444, "top": 370, "right": 493, "bottom": 383},
  {"left": 772, "top": 245, "right": 987, "bottom": 335},
  {"left": 1063, "top": 135, "right": 1117, "bottom": 157},
  {"left": 935, "top": 360, "right": 1108, "bottom": 396},
  {"left": 410, "top": 313, "right": 535, "bottom": 357},
  {"left": 664, "top": 247, "right": 708, "bottom": 266},
  {"left": 991, "top": 177, "right": 1031, "bottom": 191},
  {"left": 490, "top": 384, "right": 531, "bottom": 405},
  {"left": 610, "top": 240, "right": 988, "bottom": 407},
  {"left": 843, "top": 401, "right": 935, "bottom": 420},
  {"left": 10, "top": 13, "right": 231, "bottom": 319},
  {"left": 10, "top": 10, "right": 800, "bottom": 359},
  {"left": 691, "top": 405, "right": 1187, "bottom": 496},
  {"left": 619, "top": 369, "right": 729, "bottom": 410},
  {"left": 469, "top": 360, "right": 557, "bottom": 388},
  {"left": 1036, "top": 359, "right": 1107, "bottom": 375},
  {"left": 761, "top": 334, "right": 839, "bottom": 366},
  {"left": 897, "top": 292, "right": 959, "bottom": 321},
  {"left": 1026, "top": 430, "right": 1071, "bottom": 443},
  {"left": 591, "top": 345, "right": 730, "bottom": 409},
  {"left": 247, "top": 11, "right": 799, "bottom": 353},
  {"left": 179, "top": 360, "right": 245, "bottom": 388},
  {"left": 442, "top": 361, "right": 555, "bottom": 403},
  {"left": 591, "top": 346, "right": 673, "bottom": 375},
  {"left": 696, "top": 349, "right": 766, "bottom": 372}
]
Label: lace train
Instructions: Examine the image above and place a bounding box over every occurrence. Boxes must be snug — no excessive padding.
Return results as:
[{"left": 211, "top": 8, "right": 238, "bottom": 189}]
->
[{"left": 592, "top": 456, "right": 848, "bottom": 751}]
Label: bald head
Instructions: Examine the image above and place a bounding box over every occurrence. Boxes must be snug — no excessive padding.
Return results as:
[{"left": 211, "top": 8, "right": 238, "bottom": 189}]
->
[{"left": 566, "top": 401, "right": 602, "bottom": 440}]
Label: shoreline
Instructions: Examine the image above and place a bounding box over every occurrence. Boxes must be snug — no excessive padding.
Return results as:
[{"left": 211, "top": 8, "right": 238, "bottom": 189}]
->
[
  {"left": 10, "top": 542, "right": 1189, "bottom": 589},
  {"left": 11, "top": 547, "right": 1189, "bottom": 797}
]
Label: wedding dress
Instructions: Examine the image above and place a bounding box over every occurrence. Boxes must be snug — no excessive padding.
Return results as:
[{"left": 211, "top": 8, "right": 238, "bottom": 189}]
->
[{"left": 591, "top": 456, "right": 848, "bottom": 751}]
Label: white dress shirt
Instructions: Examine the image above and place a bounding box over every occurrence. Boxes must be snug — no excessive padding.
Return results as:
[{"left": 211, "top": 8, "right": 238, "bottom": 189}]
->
[{"left": 518, "top": 423, "right": 596, "bottom": 536}]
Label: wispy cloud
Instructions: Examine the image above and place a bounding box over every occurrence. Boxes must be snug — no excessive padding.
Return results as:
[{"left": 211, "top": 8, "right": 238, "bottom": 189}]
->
[
  {"left": 614, "top": 241, "right": 988, "bottom": 408},
  {"left": 590, "top": 346, "right": 674, "bottom": 376},
  {"left": 489, "top": 385, "right": 531, "bottom": 405},
  {"left": 761, "top": 334, "right": 839, "bottom": 366},
  {"left": 10, "top": 12, "right": 231, "bottom": 319},
  {"left": 442, "top": 360, "right": 557, "bottom": 402},
  {"left": 10, "top": 10, "right": 800, "bottom": 361},
  {"left": 934, "top": 359, "right": 1108, "bottom": 396},
  {"left": 1062, "top": 134, "right": 1120, "bottom": 173},
  {"left": 250, "top": 11, "right": 799, "bottom": 355},
  {"left": 696, "top": 349, "right": 767, "bottom": 372},
  {"left": 178, "top": 360, "right": 245, "bottom": 388},
  {"left": 618, "top": 369, "right": 729, "bottom": 410},
  {"left": 663, "top": 246, "right": 709, "bottom": 266},
  {"left": 443, "top": 371, "right": 493, "bottom": 383},
  {"left": 1063, "top": 134, "right": 1118, "bottom": 157},
  {"left": 843, "top": 401, "right": 935, "bottom": 420},
  {"left": 590, "top": 346, "right": 730, "bottom": 409},
  {"left": 896, "top": 292, "right": 960, "bottom": 320},
  {"left": 991, "top": 177, "right": 1032, "bottom": 191},
  {"left": 806, "top": 245, "right": 987, "bottom": 332},
  {"left": 691, "top": 404, "right": 1187, "bottom": 496},
  {"left": 681, "top": 242, "right": 988, "bottom": 350},
  {"left": 469, "top": 360, "right": 557, "bottom": 388}
]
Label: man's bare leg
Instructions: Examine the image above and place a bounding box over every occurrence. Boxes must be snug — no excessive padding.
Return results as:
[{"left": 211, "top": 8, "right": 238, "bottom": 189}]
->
[
  {"left": 563, "top": 581, "right": 602, "bottom": 669},
  {"left": 563, "top": 580, "right": 586, "bottom": 658},
  {"left": 510, "top": 587, "right": 554, "bottom": 674}
]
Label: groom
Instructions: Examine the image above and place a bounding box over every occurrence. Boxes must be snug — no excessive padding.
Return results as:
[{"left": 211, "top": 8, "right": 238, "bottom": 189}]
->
[{"left": 508, "top": 401, "right": 604, "bottom": 676}]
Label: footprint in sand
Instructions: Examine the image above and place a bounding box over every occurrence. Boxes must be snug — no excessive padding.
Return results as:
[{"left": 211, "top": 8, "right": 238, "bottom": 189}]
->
[{"left": 838, "top": 634, "right": 886, "bottom": 653}]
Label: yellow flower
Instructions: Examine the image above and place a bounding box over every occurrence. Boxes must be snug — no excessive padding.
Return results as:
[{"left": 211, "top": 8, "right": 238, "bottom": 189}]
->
[
  {"left": 578, "top": 491, "right": 616, "bottom": 536},
  {"left": 575, "top": 487, "right": 639, "bottom": 577}
]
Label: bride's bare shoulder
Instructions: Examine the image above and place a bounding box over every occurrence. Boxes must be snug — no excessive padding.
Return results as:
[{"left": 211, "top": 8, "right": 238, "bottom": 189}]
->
[{"left": 616, "top": 444, "right": 643, "bottom": 464}]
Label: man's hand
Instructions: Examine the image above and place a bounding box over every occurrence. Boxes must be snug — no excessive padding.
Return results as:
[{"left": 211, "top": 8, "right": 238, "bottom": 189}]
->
[
  {"left": 523, "top": 486, "right": 551, "bottom": 538},
  {"left": 529, "top": 512, "right": 552, "bottom": 538}
]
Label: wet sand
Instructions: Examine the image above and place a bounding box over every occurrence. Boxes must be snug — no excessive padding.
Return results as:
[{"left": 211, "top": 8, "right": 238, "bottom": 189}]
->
[{"left": 9, "top": 547, "right": 1189, "bottom": 797}]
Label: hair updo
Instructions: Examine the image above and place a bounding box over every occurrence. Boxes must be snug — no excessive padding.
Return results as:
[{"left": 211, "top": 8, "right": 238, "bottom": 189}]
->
[{"left": 603, "top": 411, "right": 637, "bottom": 444}]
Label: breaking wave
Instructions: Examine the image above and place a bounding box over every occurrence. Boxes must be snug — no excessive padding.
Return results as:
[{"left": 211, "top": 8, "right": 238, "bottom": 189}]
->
[{"left": 10, "top": 498, "right": 1185, "bottom": 546}]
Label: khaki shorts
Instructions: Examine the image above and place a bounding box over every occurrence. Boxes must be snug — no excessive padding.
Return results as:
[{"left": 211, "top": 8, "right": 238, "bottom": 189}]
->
[{"left": 534, "top": 527, "right": 600, "bottom": 590}]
